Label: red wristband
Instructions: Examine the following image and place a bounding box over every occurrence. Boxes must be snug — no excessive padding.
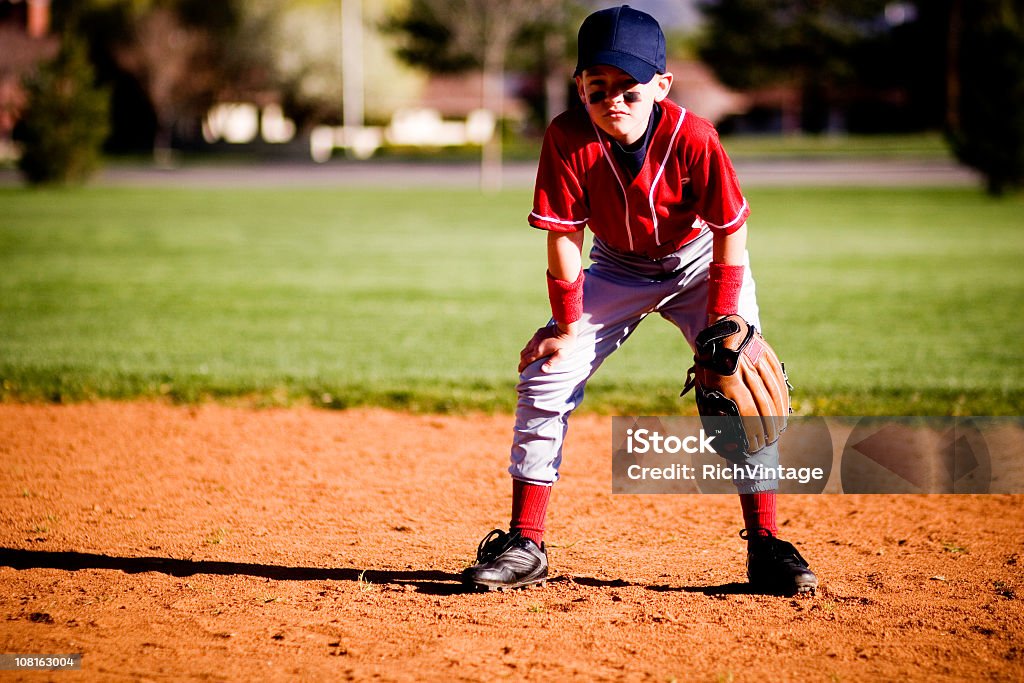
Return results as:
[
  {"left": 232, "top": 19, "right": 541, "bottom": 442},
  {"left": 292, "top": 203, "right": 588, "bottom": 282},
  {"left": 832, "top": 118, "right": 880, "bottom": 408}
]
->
[
  {"left": 706, "top": 262, "right": 744, "bottom": 316},
  {"left": 547, "top": 269, "right": 584, "bottom": 326}
]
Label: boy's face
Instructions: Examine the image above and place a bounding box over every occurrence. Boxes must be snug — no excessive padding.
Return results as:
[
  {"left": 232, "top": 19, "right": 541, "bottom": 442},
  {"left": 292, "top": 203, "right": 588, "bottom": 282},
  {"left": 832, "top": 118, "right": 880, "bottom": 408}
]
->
[{"left": 576, "top": 65, "right": 673, "bottom": 146}]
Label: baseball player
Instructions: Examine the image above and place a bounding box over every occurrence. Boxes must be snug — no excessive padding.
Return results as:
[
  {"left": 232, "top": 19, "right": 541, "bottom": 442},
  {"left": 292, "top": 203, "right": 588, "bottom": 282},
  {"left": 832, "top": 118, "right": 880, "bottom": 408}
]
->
[{"left": 462, "top": 5, "right": 817, "bottom": 595}]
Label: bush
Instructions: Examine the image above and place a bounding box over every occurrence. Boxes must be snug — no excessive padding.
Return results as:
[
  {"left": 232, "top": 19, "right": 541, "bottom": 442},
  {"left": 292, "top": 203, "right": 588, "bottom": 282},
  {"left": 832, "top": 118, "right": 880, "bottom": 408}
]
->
[
  {"left": 16, "top": 37, "right": 110, "bottom": 185},
  {"left": 948, "top": 1, "right": 1024, "bottom": 196}
]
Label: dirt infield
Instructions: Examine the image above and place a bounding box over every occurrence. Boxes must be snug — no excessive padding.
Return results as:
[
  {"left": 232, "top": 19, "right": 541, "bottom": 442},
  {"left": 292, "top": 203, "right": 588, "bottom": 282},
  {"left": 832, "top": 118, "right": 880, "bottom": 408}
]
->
[{"left": 1, "top": 402, "right": 1021, "bottom": 681}]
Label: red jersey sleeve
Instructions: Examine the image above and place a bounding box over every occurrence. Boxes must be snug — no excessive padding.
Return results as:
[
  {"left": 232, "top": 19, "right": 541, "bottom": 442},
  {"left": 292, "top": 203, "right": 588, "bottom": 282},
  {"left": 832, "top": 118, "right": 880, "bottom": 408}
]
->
[
  {"left": 528, "top": 120, "right": 589, "bottom": 233},
  {"left": 688, "top": 127, "right": 749, "bottom": 234}
]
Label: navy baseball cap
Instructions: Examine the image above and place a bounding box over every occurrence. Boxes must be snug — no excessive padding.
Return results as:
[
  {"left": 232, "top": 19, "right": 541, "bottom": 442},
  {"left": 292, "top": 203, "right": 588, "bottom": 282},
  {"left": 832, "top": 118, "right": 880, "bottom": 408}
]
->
[{"left": 575, "top": 5, "right": 667, "bottom": 84}]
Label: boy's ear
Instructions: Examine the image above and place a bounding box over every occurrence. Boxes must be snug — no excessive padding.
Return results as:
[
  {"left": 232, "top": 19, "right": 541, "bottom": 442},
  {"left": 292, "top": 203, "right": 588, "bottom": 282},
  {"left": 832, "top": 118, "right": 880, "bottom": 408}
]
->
[
  {"left": 653, "top": 72, "right": 673, "bottom": 102},
  {"left": 575, "top": 75, "right": 587, "bottom": 104}
]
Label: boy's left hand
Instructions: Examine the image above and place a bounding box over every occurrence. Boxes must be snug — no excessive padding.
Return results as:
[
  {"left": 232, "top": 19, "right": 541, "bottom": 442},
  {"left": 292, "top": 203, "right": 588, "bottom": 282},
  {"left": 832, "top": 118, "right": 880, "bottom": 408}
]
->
[{"left": 519, "top": 323, "right": 578, "bottom": 373}]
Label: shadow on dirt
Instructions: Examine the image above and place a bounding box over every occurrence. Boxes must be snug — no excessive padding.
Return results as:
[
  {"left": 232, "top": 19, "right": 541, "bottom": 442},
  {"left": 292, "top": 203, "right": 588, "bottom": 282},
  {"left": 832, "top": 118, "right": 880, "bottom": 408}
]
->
[
  {"left": 0, "top": 548, "right": 805, "bottom": 598},
  {"left": 557, "top": 574, "right": 797, "bottom": 597},
  {"left": 647, "top": 582, "right": 778, "bottom": 596},
  {"left": 0, "top": 547, "right": 466, "bottom": 596}
]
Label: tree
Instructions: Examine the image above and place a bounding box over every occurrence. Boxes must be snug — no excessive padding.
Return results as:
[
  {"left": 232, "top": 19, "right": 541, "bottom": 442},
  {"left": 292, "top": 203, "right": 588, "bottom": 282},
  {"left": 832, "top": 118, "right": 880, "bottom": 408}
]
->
[
  {"left": 54, "top": 0, "right": 244, "bottom": 161},
  {"left": 113, "top": 5, "right": 223, "bottom": 163},
  {"left": 946, "top": 0, "right": 1024, "bottom": 195},
  {"left": 247, "top": 0, "right": 426, "bottom": 129},
  {"left": 697, "top": 0, "right": 893, "bottom": 133},
  {"left": 16, "top": 37, "right": 110, "bottom": 184},
  {"left": 57, "top": 0, "right": 426, "bottom": 152},
  {"left": 386, "top": 0, "right": 569, "bottom": 190}
]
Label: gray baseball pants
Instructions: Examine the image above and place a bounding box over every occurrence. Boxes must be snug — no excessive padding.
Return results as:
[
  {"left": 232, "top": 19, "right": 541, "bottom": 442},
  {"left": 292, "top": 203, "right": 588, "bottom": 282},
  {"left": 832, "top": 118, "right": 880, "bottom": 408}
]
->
[{"left": 509, "top": 229, "right": 780, "bottom": 493}]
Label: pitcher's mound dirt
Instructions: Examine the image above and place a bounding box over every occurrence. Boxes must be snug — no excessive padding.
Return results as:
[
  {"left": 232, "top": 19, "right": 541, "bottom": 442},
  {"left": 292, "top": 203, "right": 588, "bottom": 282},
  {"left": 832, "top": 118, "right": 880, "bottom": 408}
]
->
[{"left": 1, "top": 402, "right": 1021, "bottom": 681}]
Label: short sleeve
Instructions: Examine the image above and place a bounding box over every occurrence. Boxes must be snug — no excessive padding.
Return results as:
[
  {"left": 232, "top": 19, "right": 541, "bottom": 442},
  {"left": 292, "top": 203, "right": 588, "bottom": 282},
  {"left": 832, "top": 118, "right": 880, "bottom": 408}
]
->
[
  {"left": 528, "top": 124, "right": 589, "bottom": 232},
  {"left": 689, "top": 130, "right": 749, "bottom": 234}
]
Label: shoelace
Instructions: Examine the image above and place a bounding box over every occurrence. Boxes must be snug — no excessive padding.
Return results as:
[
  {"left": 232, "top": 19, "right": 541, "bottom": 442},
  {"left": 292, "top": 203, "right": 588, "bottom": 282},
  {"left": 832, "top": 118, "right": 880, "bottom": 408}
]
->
[
  {"left": 769, "top": 540, "right": 809, "bottom": 568},
  {"left": 740, "top": 529, "right": 809, "bottom": 567},
  {"left": 475, "top": 529, "right": 514, "bottom": 563}
]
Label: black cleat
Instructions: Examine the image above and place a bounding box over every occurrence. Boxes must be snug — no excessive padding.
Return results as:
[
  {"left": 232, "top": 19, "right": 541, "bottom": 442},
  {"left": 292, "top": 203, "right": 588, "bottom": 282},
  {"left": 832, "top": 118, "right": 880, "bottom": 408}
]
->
[
  {"left": 742, "top": 529, "right": 818, "bottom": 596},
  {"left": 462, "top": 529, "right": 548, "bottom": 591}
]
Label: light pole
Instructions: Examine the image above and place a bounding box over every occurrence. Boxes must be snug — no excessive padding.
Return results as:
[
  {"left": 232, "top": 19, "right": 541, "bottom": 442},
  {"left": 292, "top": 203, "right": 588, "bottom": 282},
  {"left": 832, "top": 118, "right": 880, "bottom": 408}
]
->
[{"left": 341, "top": 0, "right": 364, "bottom": 131}]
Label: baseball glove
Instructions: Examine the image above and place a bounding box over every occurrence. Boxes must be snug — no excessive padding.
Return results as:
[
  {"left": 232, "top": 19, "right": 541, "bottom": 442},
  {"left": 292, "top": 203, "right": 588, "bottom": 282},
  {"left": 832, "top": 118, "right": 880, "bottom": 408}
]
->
[{"left": 681, "top": 315, "right": 791, "bottom": 457}]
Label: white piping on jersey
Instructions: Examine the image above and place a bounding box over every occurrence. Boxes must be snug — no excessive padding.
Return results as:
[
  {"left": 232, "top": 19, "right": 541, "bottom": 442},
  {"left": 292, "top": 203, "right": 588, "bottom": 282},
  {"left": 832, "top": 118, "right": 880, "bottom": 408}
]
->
[
  {"left": 589, "top": 119, "right": 634, "bottom": 251},
  {"left": 530, "top": 212, "right": 588, "bottom": 227},
  {"left": 703, "top": 198, "right": 749, "bottom": 231},
  {"left": 648, "top": 107, "right": 686, "bottom": 246}
]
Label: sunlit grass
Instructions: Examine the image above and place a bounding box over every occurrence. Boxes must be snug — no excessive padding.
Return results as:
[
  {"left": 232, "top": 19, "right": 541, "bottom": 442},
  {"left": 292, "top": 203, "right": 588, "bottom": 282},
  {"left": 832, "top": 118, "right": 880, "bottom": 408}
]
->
[{"left": 1, "top": 185, "right": 1020, "bottom": 415}]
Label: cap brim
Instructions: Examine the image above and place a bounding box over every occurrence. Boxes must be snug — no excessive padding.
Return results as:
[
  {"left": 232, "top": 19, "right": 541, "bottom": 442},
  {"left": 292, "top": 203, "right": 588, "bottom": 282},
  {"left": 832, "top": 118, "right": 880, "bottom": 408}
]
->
[{"left": 576, "top": 49, "right": 659, "bottom": 84}]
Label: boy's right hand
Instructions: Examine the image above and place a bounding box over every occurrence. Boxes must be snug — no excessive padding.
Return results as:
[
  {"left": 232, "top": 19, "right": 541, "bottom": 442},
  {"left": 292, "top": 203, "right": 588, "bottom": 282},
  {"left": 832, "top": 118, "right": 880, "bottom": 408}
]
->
[{"left": 519, "top": 323, "right": 578, "bottom": 373}]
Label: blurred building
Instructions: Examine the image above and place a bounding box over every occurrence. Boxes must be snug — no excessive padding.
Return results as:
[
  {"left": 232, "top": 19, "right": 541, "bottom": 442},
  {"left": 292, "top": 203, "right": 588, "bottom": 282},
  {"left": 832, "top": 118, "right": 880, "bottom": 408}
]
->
[
  {"left": 0, "top": 0, "right": 57, "bottom": 160},
  {"left": 666, "top": 59, "right": 749, "bottom": 124},
  {"left": 416, "top": 72, "right": 527, "bottom": 122}
]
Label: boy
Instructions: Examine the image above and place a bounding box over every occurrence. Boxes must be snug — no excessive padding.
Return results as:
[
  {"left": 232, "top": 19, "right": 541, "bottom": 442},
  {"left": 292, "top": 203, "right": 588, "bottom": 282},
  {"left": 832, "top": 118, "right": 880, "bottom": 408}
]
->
[{"left": 462, "top": 5, "right": 817, "bottom": 595}]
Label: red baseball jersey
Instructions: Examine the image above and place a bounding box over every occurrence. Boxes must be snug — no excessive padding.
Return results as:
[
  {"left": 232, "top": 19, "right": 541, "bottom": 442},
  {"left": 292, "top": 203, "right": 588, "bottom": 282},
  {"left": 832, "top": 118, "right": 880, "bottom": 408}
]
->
[{"left": 529, "top": 99, "right": 749, "bottom": 260}]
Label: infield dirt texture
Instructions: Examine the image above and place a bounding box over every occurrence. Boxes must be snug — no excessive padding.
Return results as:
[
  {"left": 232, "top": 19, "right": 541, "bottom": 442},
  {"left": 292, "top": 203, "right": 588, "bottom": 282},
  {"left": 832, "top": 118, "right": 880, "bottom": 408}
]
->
[{"left": 1, "top": 402, "right": 1022, "bottom": 681}]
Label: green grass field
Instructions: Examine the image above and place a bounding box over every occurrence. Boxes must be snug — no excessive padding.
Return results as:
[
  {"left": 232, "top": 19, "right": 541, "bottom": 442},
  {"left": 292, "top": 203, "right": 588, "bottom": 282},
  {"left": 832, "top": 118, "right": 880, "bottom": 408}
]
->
[{"left": 1, "top": 185, "right": 1021, "bottom": 415}]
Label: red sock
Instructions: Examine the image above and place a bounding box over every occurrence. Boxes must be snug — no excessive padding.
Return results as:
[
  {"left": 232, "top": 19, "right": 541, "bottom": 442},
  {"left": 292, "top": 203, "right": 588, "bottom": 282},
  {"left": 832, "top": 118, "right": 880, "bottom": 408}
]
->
[
  {"left": 739, "top": 491, "right": 778, "bottom": 539},
  {"left": 510, "top": 479, "right": 550, "bottom": 546}
]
